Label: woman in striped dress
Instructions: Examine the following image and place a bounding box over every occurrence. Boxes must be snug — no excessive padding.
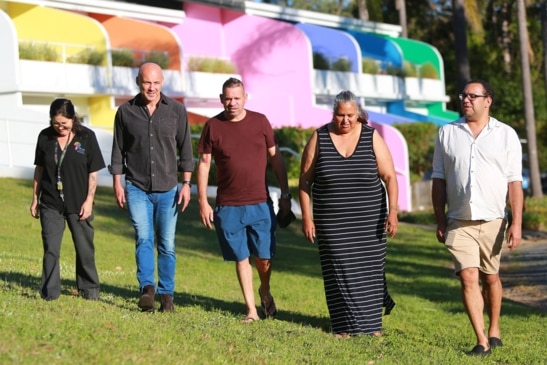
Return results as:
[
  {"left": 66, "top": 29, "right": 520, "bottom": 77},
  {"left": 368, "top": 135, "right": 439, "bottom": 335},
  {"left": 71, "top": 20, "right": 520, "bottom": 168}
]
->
[{"left": 299, "top": 90, "right": 398, "bottom": 337}]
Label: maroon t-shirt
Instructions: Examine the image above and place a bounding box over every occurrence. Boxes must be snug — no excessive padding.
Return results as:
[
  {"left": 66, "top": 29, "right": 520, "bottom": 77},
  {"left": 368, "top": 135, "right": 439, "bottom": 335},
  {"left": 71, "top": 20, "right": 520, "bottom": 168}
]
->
[{"left": 198, "top": 110, "right": 276, "bottom": 206}]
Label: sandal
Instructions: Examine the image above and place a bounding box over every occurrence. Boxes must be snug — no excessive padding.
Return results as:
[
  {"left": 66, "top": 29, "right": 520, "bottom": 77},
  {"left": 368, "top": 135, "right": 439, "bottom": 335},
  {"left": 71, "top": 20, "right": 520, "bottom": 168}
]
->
[
  {"left": 258, "top": 288, "right": 277, "bottom": 318},
  {"left": 242, "top": 315, "right": 259, "bottom": 323}
]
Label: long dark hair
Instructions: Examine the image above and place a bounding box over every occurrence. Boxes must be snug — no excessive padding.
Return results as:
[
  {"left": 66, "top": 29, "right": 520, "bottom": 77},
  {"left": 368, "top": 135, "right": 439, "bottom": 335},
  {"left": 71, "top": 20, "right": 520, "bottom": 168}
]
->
[{"left": 49, "top": 98, "right": 84, "bottom": 136}]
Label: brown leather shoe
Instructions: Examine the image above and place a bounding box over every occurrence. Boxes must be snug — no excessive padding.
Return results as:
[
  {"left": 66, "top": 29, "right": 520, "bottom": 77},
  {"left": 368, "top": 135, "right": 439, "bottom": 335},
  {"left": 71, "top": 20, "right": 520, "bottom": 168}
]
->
[
  {"left": 138, "top": 285, "right": 156, "bottom": 312},
  {"left": 159, "top": 294, "right": 175, "bottom": 313}
]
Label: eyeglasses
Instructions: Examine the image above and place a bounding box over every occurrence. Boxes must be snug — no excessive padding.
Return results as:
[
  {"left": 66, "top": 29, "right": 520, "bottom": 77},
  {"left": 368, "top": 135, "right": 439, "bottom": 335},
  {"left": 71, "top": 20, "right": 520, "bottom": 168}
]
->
[{"left": 458, "top": 93, "right": 488, "bottom": 101}]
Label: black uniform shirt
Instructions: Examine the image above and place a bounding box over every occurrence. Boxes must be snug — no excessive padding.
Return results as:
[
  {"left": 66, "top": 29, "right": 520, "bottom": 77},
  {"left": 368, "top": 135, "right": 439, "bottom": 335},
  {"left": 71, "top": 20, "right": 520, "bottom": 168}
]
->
[{"left": 34, "top": 126, "right": 106, "bottom": 213}]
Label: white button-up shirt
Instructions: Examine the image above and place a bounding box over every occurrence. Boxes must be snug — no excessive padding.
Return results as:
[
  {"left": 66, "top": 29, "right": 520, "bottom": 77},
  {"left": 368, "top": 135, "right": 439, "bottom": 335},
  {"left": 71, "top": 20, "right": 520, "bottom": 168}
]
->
[{"left": 432, "top": 116, "right": 522, "bottom": 221}]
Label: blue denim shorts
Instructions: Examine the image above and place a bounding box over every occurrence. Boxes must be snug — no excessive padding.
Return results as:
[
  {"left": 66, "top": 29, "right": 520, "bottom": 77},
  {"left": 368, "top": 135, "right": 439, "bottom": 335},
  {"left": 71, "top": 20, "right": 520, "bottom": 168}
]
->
[{"left": 213, "top": 202, "right": 276, "bottom": 262}]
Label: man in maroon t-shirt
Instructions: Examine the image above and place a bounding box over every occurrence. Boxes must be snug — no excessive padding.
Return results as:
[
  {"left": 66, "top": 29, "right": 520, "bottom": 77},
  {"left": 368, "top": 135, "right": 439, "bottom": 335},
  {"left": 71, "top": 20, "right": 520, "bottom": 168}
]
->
[{"left": 197, "top": 77, "right": 292, "bottom": 322}]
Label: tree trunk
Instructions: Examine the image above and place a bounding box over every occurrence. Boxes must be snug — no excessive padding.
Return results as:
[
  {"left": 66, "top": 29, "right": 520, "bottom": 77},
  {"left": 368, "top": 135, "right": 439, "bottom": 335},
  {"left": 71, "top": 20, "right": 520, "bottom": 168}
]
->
[
  {"left": 452, "top": 0, "right": 471, "bottom": 110},
  {"left": 501, "top": 2, "right": 512, "bottom": 74},
  {"left": 357, "top": 0, "right": 369, "bottom": 20},
  {"left": 396, "top": 0, "right": 408, "bottom": 38},
  {"left": 542, "top": 2, "right": 547, "bottom": 110},
  {"left": 517, "top": 0, "right": 543, "bottom": 198}
]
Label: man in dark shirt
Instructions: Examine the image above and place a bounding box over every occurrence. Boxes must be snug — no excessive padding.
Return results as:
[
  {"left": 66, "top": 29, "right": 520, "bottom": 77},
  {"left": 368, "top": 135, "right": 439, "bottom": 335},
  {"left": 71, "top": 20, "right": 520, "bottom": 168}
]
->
[
  {"left": 110, "top": 62, "right": 194, "bottom": 312},
  {"left": 197, "top": 78, "right": 292, "bottom": 322}
]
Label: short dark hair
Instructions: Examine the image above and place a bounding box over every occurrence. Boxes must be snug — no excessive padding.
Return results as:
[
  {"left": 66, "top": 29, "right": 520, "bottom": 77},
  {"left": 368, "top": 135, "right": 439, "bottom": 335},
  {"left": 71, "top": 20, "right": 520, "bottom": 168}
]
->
[
  {"left": 466, "top": 79, "right": 494, "bottom": 104},
  {"left": 49, "top": 98, "right": 84, "bottom": 135},
  {"left": 332, "top": 90, "right": 368, "bottom": 124},
  {"left": 222, "top": 77, "right": 244, "bottom": 93}
]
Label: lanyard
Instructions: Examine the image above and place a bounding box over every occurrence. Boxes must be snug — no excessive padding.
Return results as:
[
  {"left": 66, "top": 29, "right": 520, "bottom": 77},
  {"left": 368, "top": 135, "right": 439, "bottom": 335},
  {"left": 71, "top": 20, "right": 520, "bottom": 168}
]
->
[{"left": 54, "top": 132, "right": 72, "bottom": 201}]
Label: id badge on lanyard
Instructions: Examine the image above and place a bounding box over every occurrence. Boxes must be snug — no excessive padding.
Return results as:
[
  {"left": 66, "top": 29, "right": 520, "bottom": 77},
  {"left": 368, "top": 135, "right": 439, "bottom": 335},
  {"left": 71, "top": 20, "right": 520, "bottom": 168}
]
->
[{"left": 55, "top": 134, "right": 72, "bottom": 201}]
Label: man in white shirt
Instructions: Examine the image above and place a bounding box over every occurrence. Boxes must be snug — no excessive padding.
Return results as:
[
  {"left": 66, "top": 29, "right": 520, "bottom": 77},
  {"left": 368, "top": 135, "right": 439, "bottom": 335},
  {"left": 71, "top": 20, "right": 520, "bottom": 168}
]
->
[{"left": 431, "top": 79, "right": 523, "bottom": 356}]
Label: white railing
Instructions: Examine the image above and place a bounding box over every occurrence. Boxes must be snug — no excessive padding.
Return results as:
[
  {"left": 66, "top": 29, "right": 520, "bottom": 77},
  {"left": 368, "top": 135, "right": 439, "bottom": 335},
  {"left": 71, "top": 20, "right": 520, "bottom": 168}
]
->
[
  {"left": 0, "top": 117, "right": 113, "bottom": 186},
  {"left": 404, "top": 77, "right": 449, "bottom": 102},
  {"left": 313, "top": 69, "right": 449, "bottom": 104},
  {"left": 184, "top": 71, "right": 240, "bottom": 100},
  {"left": 313, "top": 70, "right": 404, "bottom": 100}
]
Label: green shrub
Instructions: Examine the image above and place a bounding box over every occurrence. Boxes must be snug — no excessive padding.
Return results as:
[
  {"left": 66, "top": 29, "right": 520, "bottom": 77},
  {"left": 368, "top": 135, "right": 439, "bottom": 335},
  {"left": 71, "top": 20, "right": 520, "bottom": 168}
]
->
[
  {"left": 214, "top": 59, "right": 237, "bottom": 74},
  {"left": 398, "top": 211, "right": 435, "bottom": 225},
  {"left": 188, "top": 57, "right": 213, "bottom": 72},
  {"left": 523, "top": 211, "right": 544, "bottom": 231},
  {"left": 392, "top": 121, "right": 438, "bottom": 180},
  {"left": 271, "top": 127, "right": 315, "bottom": 183},
  {"left": 66, "top": 48, "right": 105, "bottom": 65},
  {"left": 419, "top": 62, "right": 439, "bottom": 79},
  {"left": 187, "top": 57, "right": 237, "bottom": 74},
  {"left": 313, "top": 52, "right": 330, "bottom": 70},
  {"left": 18, "top": 42, "right": 58, "bottom": 62},
  {"left": 144, "top": 50, "right": 169, "bottom": 69},
  {"left": 362, "top": 58, "right": 380, "bottom": 74},
  {"left": 385, "top": 64, "right": 405, "bottom": 77},
  {"left": 111, "top": 49, "right": 135, "bottom": 67},
  {"left": 403, "top": 61, "right": 418, "bottom": 77},
  {"left": 190, "top": 124, "right": 217, "bottom": 185},
  {"left": 522, "top": 196, "right": 547, "bottom": 230},
  {"left": 331, "top": 57, "right": 352, "bottom": 72}
]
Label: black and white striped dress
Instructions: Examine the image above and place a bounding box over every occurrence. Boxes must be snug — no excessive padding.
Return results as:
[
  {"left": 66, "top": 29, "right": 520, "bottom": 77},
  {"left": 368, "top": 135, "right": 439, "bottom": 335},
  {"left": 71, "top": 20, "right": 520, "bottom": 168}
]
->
[{"left": 312, "top": 123, "right": 395, "bottom": 335}]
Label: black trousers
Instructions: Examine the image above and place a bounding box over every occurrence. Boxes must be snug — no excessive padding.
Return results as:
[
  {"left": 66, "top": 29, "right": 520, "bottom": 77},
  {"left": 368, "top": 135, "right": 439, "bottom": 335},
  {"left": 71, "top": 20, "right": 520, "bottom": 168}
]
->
[{"left": 39, "top": 205, "right": 100, "bottom": 300}]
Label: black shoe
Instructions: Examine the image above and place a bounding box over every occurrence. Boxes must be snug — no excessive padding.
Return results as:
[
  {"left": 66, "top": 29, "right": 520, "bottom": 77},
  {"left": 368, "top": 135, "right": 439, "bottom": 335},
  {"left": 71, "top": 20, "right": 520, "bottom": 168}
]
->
[
  {"left": 467, "top": 345, "right": 491, "bottom": 356},
  {"left": 79, "top": 289, "right": 100, "bottom": 300},
  {"left": 159, "top": 294, "right": 175, "bottom": 313},
  {"left": 489, "top": 337, "right": 503, "bottom": 349},
  {"left": 138, "top": 285, "right": 156, "bottom": 312}
]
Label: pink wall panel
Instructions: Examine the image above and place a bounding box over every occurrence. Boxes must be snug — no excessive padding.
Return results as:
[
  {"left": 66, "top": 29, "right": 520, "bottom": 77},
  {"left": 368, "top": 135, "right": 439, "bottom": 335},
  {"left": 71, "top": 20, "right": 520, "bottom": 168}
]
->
[
  {"left": 370, "top": 121, "right": 410, "bottom": 211},
  {"left": 171, "top": 5, "right": 228, "bottom": 60},
  {"left": 174, "top": 3, "right": 330, "bottom": 128},
  {"left": 223, "top": 14, "right": 324, "bottom": 128}
]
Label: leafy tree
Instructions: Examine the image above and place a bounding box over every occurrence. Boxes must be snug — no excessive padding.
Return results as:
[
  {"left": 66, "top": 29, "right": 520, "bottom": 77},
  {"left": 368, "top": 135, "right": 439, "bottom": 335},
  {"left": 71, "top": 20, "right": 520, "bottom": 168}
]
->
[
  {"left": 331, "top": 57, "right": 352, "bottom": 71},
  {"left": 313, "top": 52, "right": 330, "bottom": 70},
  {"left": 392, "top": 121, "right": 438, "bottom": 181}
]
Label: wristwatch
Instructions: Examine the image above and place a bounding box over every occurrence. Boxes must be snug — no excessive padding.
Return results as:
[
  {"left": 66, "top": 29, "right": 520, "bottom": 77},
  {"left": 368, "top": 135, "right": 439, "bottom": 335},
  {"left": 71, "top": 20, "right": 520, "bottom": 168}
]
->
[
  {"left": 281, "top": 192, "right": 292, "bottom": 200},
  {"left": 182, "top": 180, "right": 192, "bottom": 188}
]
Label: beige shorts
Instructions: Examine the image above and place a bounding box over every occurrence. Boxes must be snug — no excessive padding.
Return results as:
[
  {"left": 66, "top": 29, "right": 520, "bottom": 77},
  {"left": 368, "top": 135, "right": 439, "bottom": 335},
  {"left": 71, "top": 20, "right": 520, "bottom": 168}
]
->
[{"left": 445, "top": 218, "right": 507, "bottom": 274}]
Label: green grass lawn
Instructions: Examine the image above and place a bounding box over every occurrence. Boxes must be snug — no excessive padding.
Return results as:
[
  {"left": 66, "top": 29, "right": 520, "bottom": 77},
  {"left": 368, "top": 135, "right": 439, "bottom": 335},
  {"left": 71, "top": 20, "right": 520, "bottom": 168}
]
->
[{"left": 0, "top": 177, "right": 545, "bottom": 364}]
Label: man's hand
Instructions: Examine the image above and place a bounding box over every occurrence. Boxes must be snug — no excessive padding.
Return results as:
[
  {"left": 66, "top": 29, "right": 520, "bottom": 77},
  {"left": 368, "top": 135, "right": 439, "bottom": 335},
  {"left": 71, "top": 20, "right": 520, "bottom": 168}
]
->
[
  {"left": 178, "top": 184, "right": 191, "bottom": 212},
  {"left": 435, "top": 224, "right": 446, "bottom": 244},
  {"left": 199, "top": 203, "right": 215, "bottom": 229},
  {"left": 114, "top": 184, "right": 125, "bottom": 209},
  {"left": 506, "top": 223, "right": 522, "bottom": 252}
]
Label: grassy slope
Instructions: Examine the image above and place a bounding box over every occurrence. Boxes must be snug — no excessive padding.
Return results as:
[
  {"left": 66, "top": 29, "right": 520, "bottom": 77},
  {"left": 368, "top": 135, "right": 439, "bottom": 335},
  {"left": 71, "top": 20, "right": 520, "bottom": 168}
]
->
[{"left": 0, "top": 178, "right": 545, "bottom": 364}]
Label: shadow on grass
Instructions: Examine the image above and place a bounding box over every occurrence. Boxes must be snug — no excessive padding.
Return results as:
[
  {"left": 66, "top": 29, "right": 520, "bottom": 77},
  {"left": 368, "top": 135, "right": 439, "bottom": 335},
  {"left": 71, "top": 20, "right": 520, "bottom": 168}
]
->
[
  {"left": 13, "top": 180, "right": 542, "bottom": 323},
  {"left": 385, "top": 228, "right": 547, "bottom": 318},
  {"left": 0, "top": 270, "right": 331, "bottom": 331}
]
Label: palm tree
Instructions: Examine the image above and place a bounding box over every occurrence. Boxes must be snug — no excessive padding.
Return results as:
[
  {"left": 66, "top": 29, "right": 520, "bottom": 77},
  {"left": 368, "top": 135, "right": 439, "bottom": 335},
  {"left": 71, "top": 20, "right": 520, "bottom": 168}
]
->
[{"left": 517, "top": 0, "right": 543, "bottom": 198}]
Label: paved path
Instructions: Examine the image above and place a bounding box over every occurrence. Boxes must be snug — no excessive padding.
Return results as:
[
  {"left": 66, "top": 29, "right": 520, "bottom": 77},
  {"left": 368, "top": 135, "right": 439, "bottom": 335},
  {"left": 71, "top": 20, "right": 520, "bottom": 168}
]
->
[{"left": 500, "top": 230, "right": 547, "bottom": 311}]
